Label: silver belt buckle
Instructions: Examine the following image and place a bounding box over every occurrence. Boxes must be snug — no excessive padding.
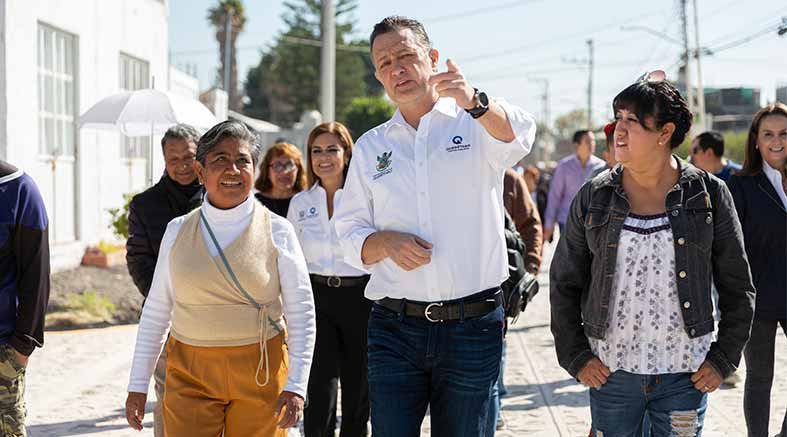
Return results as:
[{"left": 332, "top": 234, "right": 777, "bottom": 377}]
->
[
  {"left": 424, "top": 302, "right": 444, "bottom": 322},
  {"left": 327, "top": 276, "right": 342, "bottom": 288}
]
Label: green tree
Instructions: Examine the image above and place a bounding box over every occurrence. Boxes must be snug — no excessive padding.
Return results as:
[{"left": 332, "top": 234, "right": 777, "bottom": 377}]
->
[
  {"left": 553, "top": 109, "right": 588, "bottom": 141},
  {"left": 208, "top": 0, "right": 247, "bottom": 111},
  {"left": 244, "top": 0, "right": 380, "bottom": 126},
  {"left": 340, "top": 96, "right": 395, "bottom": 140}
]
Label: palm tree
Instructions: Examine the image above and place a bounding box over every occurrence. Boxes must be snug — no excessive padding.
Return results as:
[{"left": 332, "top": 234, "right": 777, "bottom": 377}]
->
[{"left": 208, "top": 0, "right": 246, "bottom": 111}]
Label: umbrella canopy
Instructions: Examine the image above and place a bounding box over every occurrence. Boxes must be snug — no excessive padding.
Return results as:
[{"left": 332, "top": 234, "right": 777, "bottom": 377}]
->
[{"left": 79, "top": 89, "right": 218, "bottom": 136}]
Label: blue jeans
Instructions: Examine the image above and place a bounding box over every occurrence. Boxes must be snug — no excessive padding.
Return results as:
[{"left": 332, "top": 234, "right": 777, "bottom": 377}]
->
[
  {"left": 485, "top": 337, "right": 507, "bottom": 436},
  {"left": 367, "top": 303, "right": 504, "bottom": 437},
  {"left": 590, "top": 370, "right": 707, "bottom": 437}
]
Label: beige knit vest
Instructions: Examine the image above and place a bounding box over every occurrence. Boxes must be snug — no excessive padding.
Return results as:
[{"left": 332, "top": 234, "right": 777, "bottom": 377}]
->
[{"left": 169, "top": 202, "right": 284, "bottom": 349}]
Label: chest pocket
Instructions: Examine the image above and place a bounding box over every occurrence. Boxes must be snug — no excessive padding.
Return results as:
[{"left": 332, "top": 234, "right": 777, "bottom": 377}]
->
[
  {"left": 584, "top": 209, "right": 610, "bottom": 256},
  {"left": 684, "top": 190, "right": 714, "bottom": 252}
]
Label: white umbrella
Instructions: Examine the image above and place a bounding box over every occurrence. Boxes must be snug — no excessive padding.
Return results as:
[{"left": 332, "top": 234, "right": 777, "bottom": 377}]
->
[
  {"left": 79, "top": 89, "right": 219, "bottom": 184},
  {"left": 79, "top": 89, "right": 218, "bottom": 136}
]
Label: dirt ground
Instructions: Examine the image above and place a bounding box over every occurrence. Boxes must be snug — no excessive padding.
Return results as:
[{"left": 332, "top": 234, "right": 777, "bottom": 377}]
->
[{"left": 47, "top": 265, "right": 144, "bottom": 329}]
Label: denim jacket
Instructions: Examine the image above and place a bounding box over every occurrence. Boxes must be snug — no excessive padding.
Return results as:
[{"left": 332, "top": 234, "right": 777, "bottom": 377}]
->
[{"left": 550, "top": 157, "right": 755, "bottom": 379}]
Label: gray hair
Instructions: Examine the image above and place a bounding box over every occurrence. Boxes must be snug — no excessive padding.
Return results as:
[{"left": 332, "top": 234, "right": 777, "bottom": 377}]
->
[
  {"left": 196, "top": 120, "right": 261, "bottom": 165},
  {"left": 161, "top": 123, "right": 200, "bottom": 151},
  {"left": 370, "top": 16, "right": 432, "bottom": 52}
]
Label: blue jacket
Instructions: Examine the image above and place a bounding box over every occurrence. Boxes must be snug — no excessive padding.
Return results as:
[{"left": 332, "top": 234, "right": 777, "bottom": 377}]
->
[
  {"left": 728, "top": 172, "right": 787, "bottom": 320},
  {"left": 0, "top": 161, "right": 50, "bottom": 355}
]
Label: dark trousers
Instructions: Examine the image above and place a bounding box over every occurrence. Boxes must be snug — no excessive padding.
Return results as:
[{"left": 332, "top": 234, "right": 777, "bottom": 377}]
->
[
  {"left": 304, "top": 277, "right": 372, "bottom": 437},
  {"left": 743, "top": 318, "right": 787, "bottom": 437},
  {"left": 367, "top": 300, "right": 504, "bottom": 437}
]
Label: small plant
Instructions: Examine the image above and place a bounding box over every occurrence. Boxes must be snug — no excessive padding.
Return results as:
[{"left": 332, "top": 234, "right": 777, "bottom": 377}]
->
[
  {"left": 96, "top": 240, "right": 124, "bottom": 254},
  {"left": 107, "top": 193, "right": 136, "bottom": 240},
  {"left": 64, "top": 290, "right": 116, "bottom": 320}
]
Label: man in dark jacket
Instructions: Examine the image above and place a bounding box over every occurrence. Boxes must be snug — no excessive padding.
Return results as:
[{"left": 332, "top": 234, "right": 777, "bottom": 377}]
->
[
  {"left": 0, "top": 160, "right": 50, "bottom": 436},
  {"left": 126, "top": 123, "right": 202, "bottom": 437}
]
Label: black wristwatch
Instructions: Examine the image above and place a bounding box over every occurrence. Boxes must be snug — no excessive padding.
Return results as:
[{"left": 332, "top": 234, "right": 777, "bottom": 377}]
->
[{"left": 464, "top": 88, "right": 490, "bottom": 119}]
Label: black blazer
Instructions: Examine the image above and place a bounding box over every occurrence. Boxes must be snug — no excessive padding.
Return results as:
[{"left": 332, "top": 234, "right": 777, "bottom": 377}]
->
[
  {"left": 126, "top": 174, "right": 203, "bottom": 298},
  {"left": 728, "top": 172, "right": 787, "bottom": 320}
]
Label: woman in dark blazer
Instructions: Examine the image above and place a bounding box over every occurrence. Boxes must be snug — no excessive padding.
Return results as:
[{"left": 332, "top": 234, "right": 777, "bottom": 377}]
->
[{"left": 728, "top": 102, "right": 787, "bottom": 437}]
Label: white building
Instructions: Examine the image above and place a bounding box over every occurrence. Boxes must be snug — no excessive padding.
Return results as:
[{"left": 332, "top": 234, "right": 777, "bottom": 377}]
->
[{"left": 0, "top": 0, "right": 198, "bottom": 270}]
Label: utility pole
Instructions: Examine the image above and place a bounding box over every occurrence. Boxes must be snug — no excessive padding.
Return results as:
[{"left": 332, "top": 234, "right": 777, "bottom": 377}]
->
[
  {"left": 692, "top": 0, "right": 706, "bottom": 131},
  {"left": 223, "top": 8, "right": 233, "bottom": 94},
  {"left": 320, "top": 0, "right": 336, "bottom": 122},
  {"left": 530, "top": 77, "right": 551, "bottom": 162},
  {"left": 528, "top": 77, "right": 550, "bottom": 126},
  {"left": 587, "top": 39, "right": 594, "bottom": 129},
  {"left": 680, "top": 0, "right": 695, "bottom": 121}
]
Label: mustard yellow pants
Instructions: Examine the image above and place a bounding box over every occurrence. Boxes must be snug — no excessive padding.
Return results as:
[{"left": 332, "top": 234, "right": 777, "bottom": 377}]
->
[{"left": 163, "top": 334, "right": 289, "bottom": 437}]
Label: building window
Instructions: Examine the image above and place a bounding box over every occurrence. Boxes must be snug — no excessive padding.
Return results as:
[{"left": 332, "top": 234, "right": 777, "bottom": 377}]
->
[
  {"left": 119, "top": 53, "right": 150, "bottom": 159},
  {"left": 37, "top": 24, "right": 77, "bottom": 157}
]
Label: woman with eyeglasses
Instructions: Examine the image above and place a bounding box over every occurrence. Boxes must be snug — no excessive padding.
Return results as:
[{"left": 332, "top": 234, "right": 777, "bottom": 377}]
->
[
  {"left": 286, "top": 122, "right": 372, "bottom": 437},
  {"left": 727, "top": 103, "right": 787, "bottom": 437},
  {"left": 255, "top": 142, "right": 308, "bottom": 217},
  {"left": 550, "top": 71, "right": 755, "bottom": 436}
]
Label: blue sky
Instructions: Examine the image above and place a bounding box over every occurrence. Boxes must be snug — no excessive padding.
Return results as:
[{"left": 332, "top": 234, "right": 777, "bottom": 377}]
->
[{"left": 170, "top": 0, "right": 787, "bottom": 125}]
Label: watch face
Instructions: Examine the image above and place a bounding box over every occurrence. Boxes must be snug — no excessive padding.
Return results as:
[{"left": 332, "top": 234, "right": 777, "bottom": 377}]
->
[{"left": 478, "top": 91, "right": 489, "bottom": 107}]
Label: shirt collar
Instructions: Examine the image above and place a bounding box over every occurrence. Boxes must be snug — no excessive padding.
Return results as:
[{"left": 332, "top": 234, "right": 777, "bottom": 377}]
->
[
  {"left": 763, "top": 161, "right": 783, "bottom": 185},
  {"left": 202, "top": 192, "right": 255, "bottom": 225},
  {"left": 384, "top": 97, "right": 460, "bottom": 137}
]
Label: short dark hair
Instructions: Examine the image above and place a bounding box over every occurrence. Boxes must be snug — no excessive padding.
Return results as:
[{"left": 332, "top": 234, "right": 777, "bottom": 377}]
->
[
  {"left": 370, "top": 16, "right": 431, "bottom": 52},
  {"left": 694, "top": 131, "right": 724, "bottom": 157},
  {"left": 612, "top": 79, "right": 692, "bottom": 149},
  {"left": 161, "top": 123, "right": 199, "bottom": 152},
  {"left": 196, "top": 120, "right": 261, "bottom": 166},
  {"left": 572, "top": 130, "right": 592, "bottom": 144}
]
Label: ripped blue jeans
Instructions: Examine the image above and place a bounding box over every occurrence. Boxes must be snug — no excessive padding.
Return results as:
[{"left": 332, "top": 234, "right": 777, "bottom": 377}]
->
[{"left": 590, "top": 370, "right": 707, "bottom": 437}]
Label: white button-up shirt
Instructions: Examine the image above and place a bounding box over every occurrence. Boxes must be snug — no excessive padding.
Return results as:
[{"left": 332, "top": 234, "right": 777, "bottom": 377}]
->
[
  {"left": 763, "top": 161, "right": 787, "bottom": 210},
  {"left": 287, "top": 183, "right": 368, "bottom": 277},
  {"left": 334, "top": 97, "right": 536, "bottom": 302}
]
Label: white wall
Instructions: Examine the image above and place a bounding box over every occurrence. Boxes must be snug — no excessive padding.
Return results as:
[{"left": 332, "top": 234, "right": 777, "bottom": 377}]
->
[{"left": 1, "top": 0, "right": 169, "bottom": 269}]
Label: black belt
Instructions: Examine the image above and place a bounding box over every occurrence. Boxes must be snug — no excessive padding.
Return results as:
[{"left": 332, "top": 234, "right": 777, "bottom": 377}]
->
[
  {"left": 375, "top": 288, "right": 502, "bottom": 323},
  {"left": 310, "top": 274, "right": 370, "bottom": 288}
]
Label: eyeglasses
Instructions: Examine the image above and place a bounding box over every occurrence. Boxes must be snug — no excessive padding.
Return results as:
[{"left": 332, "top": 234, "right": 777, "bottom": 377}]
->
[
  {"left": 636, "top": 70, "right": 666, "bottom": 84},
  {"left": 269, "top": 161, "right": 297, "bottom": 173}
]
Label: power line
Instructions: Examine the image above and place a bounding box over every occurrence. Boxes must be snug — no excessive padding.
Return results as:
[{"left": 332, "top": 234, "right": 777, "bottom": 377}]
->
[
  {"left": 171, "top": 35, "right": 368, "bottom": 57},
  {"left": 708, "top": 21, "right": 784, "bottom": 53},
  {"left": 456, "top": 7, "right": 668, "bottom": 64},
  {"left": 424, "top": 0, "right": 546, "bottom": 24},
  {"left": 703, "top": 5, "right": 787, "bottom": 46}
]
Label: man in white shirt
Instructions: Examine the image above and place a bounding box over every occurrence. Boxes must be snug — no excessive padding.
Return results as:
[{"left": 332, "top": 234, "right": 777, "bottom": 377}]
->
[{"left": 333, "top": 15, "right": 536, "bottom": 436}]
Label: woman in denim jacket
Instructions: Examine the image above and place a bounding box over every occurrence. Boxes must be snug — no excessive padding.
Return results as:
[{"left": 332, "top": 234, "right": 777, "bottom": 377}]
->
[
  {"left": 550, "top": 72, "right": 755, "bottom": 437},
  {"left": 728, "top": 103, "right": 787, "bottom": 437}
]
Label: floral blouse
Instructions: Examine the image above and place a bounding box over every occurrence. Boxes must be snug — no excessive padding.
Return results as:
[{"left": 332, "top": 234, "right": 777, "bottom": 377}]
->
[{"left": 589, "top": 213, "right": 712, "bottom": 374}]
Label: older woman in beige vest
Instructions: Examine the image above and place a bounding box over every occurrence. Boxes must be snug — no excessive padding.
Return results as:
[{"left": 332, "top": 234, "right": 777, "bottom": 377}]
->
[{"left": 124, "top": 120, "right": 316, "bottom": 436}]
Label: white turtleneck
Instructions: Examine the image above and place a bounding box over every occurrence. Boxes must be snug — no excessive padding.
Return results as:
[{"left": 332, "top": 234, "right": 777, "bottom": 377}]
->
[{"left": 127, "top": 194, "right": 316, "bottom": 398}]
